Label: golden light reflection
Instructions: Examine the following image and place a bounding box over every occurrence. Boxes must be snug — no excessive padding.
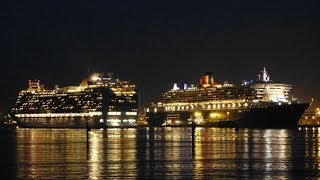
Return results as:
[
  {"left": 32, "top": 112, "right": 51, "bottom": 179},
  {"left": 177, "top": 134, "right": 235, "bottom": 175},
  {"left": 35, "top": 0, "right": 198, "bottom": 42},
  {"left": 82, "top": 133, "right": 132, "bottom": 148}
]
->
[
  {"left": 12, "top": 127, "right": 320, "bottom": 178},
  {"left": 88, "top": 131, "right": 103, "bottom": 180},
  {"left": 163, "top": 128, "right": 184, "bottom": 176},
  {"left": 16, "top": 129, "right": 89, "bottom": 179},
  {"left": 105, "top": 128, "right": 137, "bottom": 178},
  {"left": 193, "top": 128, "right": 237, "bottom": 179}
]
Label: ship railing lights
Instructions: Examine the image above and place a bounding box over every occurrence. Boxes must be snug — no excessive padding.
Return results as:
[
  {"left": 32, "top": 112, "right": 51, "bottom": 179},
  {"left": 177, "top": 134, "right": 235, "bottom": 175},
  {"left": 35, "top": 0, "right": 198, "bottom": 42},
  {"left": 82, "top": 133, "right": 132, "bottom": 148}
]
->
[
  {"left": 107, "top": 119, "right": 121, "bottom": 123},
  {"left": 126, "top": 112, "right": 137, "bottom": 115},
  {"left": 15, "top": 112, "right": 102, "bottom": 118},
  {"left": 108, "top": 111, "right": 121, "bottom": 115},
  {"left": 123, "top": 119, "right": 136, "bottom": 123}
]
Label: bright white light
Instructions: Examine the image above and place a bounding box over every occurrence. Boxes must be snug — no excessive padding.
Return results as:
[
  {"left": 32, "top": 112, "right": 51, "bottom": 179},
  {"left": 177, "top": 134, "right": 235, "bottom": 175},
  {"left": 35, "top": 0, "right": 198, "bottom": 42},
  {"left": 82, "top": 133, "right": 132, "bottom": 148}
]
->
[
  {"left": 111, "top": 121, "right": 120, "bottom": 126},
  {"left": 125, "top": 112, "right": 137, "bottom": 115},
  {"left": 195, "top": 112, "right": 202, "bottom": 117},
  {"left": 210, "top": 112, "right": 218, "bottom": 118},
  {"left": 108, "top": 111, "right": 121, "bottom": 115},
  {"left": 91, "top": 75, "right": 101, "bottom": 81}
]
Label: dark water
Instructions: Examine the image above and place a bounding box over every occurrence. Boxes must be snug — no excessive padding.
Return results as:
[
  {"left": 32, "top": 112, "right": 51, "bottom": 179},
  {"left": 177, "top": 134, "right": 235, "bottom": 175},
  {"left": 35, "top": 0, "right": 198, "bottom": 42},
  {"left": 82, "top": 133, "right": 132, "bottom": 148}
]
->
[{"left": 2, "top": 127, "right": 320, "bottom": 179}]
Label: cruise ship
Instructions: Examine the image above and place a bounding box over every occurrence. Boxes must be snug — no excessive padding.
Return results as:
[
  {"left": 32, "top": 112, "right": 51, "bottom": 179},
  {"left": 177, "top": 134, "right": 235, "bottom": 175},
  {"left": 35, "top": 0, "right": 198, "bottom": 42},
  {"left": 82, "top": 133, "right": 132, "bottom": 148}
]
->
[
  {"left": 10, "top": 72, "right": 138, "bottom": 128},
  {"left": 146, "top": 68, "right": 310, "bottom": 128}
]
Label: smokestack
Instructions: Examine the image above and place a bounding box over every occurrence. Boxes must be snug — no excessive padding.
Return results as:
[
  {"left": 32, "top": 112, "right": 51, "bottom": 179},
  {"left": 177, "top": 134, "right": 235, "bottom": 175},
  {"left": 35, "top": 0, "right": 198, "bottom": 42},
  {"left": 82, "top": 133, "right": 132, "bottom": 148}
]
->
[
  {"left": 172, "top": 81, "right": 179, "bottom": 90},
  {"left": 183, "top": 82, "right": 188, "bottom": 90},
  {"left": 206, "top": 72, "right": 214, "bottom": 86},
  {"left": 200, "top": 72, "right": 215, "bottom": 87}
]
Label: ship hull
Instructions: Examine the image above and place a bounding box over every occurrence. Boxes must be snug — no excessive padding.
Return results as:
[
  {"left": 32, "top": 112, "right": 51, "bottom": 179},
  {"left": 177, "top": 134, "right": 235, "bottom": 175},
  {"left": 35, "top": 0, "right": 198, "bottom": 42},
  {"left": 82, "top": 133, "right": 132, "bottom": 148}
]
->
[
  {"left": 236, "top": 103, "right": 310, "bottom": 128},
  {"left": 11, "top": 116, "right": 138, "bottom": 128},
  {"left": 146, "top": 103, "right": 310, "bottom": 129}
]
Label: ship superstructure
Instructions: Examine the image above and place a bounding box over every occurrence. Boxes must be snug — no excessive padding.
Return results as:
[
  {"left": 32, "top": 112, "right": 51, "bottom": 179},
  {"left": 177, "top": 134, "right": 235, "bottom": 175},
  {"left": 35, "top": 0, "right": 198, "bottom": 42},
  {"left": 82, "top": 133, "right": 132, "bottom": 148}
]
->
[
  {"left": 146, "top": 67, "right": 309, "bottom": 128},
  {"left": 11, "top": 72, "right": 138, "bottom": 128}
]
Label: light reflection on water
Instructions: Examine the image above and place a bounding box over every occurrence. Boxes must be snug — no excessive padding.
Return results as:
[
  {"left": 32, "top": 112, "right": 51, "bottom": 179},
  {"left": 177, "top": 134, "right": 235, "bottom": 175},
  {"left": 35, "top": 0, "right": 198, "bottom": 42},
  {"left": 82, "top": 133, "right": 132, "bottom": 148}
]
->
[{"left": 2, "top": 127, "right": 320, "bottom": 178}]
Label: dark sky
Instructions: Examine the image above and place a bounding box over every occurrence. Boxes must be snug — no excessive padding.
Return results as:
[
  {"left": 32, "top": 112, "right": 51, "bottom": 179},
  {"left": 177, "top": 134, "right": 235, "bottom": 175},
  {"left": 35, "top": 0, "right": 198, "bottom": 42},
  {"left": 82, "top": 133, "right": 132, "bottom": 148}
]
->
[{"left": 1, "top": 0, "right": 320, "bottom": 111}]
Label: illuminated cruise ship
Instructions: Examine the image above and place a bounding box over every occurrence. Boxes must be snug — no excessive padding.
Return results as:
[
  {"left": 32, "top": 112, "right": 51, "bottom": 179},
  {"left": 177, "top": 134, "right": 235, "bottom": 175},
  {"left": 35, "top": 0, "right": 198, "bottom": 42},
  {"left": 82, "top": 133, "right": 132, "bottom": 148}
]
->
[
  {"left": 10, "top": 72, "right": 138, "bottom": 128},
  {"left": 146, "top": 67, "right": 309, "bottom": 128}
]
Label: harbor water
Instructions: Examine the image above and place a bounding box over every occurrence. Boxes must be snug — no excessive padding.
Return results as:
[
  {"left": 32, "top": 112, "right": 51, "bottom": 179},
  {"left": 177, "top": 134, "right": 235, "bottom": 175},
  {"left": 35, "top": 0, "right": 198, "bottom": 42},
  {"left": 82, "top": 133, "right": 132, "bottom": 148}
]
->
[{"left": 2, "top": 127, "right": 320, "bottom": 179}]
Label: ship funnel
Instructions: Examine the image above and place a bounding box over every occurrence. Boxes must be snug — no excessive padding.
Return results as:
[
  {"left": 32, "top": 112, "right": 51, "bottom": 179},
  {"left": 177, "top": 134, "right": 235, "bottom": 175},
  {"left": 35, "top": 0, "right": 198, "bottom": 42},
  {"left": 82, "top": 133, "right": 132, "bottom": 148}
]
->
[
  {"left": 172, "top": 81, "right": 179, "bottom": 90},
  {"left": 200, "top": 72, "right": 215, "bottom": 88},
  {"left": 183, "top": 82, "right": 188, "bottom": 90}
]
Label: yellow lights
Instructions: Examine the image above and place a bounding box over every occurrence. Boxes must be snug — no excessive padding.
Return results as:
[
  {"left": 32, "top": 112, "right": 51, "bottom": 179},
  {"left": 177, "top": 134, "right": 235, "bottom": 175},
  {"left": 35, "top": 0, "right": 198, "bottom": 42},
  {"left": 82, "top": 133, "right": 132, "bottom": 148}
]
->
[
  {"left": 108, "top": 112, "right": 121, "bottom": 115},
  {"left": 125, "top": 112, "right": 137, "bottom": 116},
  {"left": 210, "top": 112, "right": 219, "bottom": 119},
  {"left": 15, "top": 112, "right": 102, "bottom": 118},
  {"left": 194, "top": 111, "right": 202, "bottom": 117},
  {"left": 111, "top": 121, "right": 120, "bottom": 126},
  {"left": 123, "top": 119, "right": 136, "bottom": 123},
  {"left": 107, "top": 119, "right": 121, "bottom": 123},
  {"left": 154, "top": 108, "right": 157, "bottom": 112},
  {"left": 91, "top": 74, "right": 101, "bottom": 81},
  {"left": 194, "top": 118, "right": 203, "bottom": 124}
]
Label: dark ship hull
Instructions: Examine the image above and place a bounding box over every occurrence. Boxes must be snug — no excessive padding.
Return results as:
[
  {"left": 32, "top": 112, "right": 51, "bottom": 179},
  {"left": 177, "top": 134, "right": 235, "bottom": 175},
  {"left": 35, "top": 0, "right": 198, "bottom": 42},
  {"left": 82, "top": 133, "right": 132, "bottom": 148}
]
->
[{"left": 147, "top": 103, "right": 310, "bottom": 129}]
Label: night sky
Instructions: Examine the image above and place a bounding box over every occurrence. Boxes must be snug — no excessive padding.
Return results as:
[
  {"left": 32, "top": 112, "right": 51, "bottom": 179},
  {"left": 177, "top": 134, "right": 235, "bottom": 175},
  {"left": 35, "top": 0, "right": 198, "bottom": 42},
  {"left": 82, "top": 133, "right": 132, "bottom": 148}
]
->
[{"left": 1, "top": 1, "right": 320, "bottom": 112}]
